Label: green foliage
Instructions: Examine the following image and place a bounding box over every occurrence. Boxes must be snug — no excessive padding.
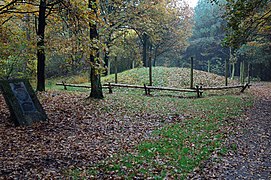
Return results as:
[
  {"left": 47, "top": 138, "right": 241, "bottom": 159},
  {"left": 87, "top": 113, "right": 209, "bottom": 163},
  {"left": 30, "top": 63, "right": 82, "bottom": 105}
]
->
[
  {"left": 220, "top": 0, "right": 271, "bottom": 48},
  {"left": 184, "top": 0, "right": 229, "bottom": 75}
]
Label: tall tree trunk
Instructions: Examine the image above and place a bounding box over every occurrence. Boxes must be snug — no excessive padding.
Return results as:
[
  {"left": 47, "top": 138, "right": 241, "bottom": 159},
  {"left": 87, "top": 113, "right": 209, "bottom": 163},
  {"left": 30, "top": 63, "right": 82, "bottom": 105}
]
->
[
  {"left": 153, "top": 47, "right": 158, "bottom": 67},
  {"left": 208, "top": 59, "right": 210, "bottom": 73},
  {"left": 142, "top": 33, "right": 148, "bottom": 67},
  {"left": 190, "top": 57, "right": 194, "bottom": 89},
  {"left": 104, "top": 41, "right": 109, "bottom": 76},
  {"left": 89, "top": 0, "right": 103, "bottom": 99},
  {"left": 36, "top": 0, "right": 46, "bottom": 91},
  {"left": 225, "top": 59, "right": 228, "bottom": 86},
  {"left": 231, "top": 63, "right": 235, "bottom": 80}
]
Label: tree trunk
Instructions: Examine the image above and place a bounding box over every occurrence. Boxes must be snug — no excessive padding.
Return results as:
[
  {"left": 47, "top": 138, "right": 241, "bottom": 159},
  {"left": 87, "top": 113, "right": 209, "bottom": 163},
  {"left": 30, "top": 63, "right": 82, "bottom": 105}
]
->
[
  {"left": 114, "top": 56, "right": 118, "bottom": 83},
  {"left": 190, "top": 57, "right": 194, "bottom": 89},
  {"left": 225, "top": 59, "right": 228, "bottom": 86},
  {"left": 149, "top": 56, "right": 152, "bottom": 86},
  {"left": 36, "top": 0, "right": 46, "bottom": 91},
  {"left": 153, "top": 47, "right": 158, "bottom": 67},
  {"left": 104, "top": 41, "right": 109, "bottom": 76},
  {"left": 247, "top": 63, "right": 251, "bottom": 84},
  {"left": 231, "top": 63, "right": 235, "bottom": 80},
  {"left": 142, "top": 33, "right": 148, "bottom": 67},
  {"left": 89, "top": 0, "right": 103, "bottom": 99},
  {"left": 208, "top": 59, "right": 210, "bottom": 73}
]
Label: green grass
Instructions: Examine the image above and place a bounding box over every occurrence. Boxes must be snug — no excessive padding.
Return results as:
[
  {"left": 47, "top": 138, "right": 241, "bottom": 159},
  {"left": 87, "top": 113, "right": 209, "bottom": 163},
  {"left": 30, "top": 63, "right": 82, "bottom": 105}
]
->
[
  {"left": 45, "top": 66, "right": 239, "bottom": 92},
  {"left": 102, "top": 67, "right": 238, "bottom": 88},
  {"left": 68, "top": 92, "right": 253, "bottom": 179},
  {"left": 44, "top": 67, "right": 252, "bottom": 178}
]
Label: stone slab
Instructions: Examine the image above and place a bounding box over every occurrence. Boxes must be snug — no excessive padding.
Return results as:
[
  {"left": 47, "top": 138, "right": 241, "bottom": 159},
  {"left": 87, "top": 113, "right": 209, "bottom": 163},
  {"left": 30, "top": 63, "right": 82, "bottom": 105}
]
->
[{"left": 0, "top": 79, "right": 47, "bottom": 126}]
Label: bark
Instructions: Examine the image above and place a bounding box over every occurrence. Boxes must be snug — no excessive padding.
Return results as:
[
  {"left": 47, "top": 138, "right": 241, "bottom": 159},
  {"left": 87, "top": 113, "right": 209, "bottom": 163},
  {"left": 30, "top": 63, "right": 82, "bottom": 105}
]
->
[
  {"left": 225, "top": 59, "right": 228, "bottom": 86},
  {"left": 104, "top": 41, "right": 109, "bottom": 76},
  {"left": 190, "top": 57, "right": 194, "bottom": 89},
  {"left": 231, "top": 63, "right": 235, "bottom": 80},
  {"left": 208, "top": 59, "right": 210, "bottom": 73},
  {"left": 89, "top": 0, "right": 103, "bottom": 99},
  {"left": 142, "top": 33, "right": 148, "bottom": 67},
  {"left": 36, "top": 0, "right": 46, "bottom": 91},
  {"left": 153, "top": 47, "right": 158, "bottom": 67}
]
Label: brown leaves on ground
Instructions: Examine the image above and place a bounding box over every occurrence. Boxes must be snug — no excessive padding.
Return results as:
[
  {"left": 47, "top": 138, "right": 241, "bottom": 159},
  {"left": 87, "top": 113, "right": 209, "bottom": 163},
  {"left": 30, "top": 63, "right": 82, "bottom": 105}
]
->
[
  {"left": 0, "top": 91, "right": 179, "bottom": 178},
  {"left": 188, "top": 82, "right": 271, "bottom": 179}
]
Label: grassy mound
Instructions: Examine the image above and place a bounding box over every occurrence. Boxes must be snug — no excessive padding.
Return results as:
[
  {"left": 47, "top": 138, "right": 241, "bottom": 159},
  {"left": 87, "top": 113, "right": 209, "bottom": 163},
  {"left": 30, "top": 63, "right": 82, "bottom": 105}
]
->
[
  {"left": 102, "top": 67, "right": 238, "bottom": 88},
  {"left": 46, "top": 67, "right": 239, "bottom": 93}
]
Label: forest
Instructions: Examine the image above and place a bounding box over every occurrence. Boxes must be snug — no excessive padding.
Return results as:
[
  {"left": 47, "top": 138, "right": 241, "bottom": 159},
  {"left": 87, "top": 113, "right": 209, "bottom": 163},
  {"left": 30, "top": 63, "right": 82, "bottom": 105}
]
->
[
  {"left": 0, "top": 0, "right": 270, "bottom": 94},
  {"left": 0, "top": 0, "right": 271, "bottom": 179}
]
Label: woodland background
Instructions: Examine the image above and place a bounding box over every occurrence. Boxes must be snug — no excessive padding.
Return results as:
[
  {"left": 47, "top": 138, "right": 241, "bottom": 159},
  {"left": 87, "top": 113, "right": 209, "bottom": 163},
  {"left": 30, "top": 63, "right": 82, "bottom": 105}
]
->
[{"left": 0, "top": 0, "right": 270, "bottom": 93}]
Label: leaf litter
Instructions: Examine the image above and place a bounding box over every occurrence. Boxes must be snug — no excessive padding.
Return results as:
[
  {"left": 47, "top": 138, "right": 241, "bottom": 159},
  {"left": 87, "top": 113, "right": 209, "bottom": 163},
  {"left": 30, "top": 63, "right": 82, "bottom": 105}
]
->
[
  {"left": 188, "top": 82, "right": 271, "bottom": 179},
  {"left": 0, "top": 90, "right": 186, "bottom": 178}
]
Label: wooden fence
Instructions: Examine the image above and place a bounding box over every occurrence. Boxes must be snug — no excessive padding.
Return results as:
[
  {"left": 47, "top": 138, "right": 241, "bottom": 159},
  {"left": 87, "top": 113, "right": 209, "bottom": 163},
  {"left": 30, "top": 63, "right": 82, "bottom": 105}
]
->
[{"left": 56, "top": 82, "right": 250, "bottom": 98}]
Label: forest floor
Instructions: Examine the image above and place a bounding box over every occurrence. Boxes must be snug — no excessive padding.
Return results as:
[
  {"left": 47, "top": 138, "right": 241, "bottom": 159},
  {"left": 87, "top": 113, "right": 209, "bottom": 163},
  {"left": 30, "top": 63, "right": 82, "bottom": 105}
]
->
[
  {"left": 189, "top": 82, "right": 271, "bottom": 179},
  {"left": 0, "top": 81, "right": 270, "bottom": 179}
]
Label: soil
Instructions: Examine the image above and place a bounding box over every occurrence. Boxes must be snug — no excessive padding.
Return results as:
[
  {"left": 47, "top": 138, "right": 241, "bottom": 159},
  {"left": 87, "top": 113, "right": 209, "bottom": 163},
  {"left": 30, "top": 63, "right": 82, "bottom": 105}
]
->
[{"left": 189, "top": 82, "right": 271, "bottom": 179}]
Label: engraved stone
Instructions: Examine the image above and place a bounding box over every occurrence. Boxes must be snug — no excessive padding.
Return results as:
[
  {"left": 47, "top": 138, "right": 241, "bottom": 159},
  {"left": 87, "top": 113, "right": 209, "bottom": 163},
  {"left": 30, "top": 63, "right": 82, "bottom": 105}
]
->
[{"left": 0, "top": 79, "right": 47, "bottom": 126}]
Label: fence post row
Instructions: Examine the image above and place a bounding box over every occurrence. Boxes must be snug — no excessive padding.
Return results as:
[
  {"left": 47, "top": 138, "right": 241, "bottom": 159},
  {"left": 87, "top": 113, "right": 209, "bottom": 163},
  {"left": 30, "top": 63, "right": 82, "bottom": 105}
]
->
[{"left": 56, "top": 82, "right": 250, "bottom": 97}]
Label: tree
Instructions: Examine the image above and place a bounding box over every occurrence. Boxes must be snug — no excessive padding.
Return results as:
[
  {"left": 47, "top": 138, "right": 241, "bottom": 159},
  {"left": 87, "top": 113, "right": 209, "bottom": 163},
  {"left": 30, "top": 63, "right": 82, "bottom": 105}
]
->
[
  {"left": 184, "top": 0, "right": 228, "bottom": 75},
  {"left": 211, "top": 0, "right": 271, "bottom": 48},
  {"left": 36, "top": 0, "right": 46, "bottom": 91},
  {"left": 99, "top": 0, "right": 193, "bottom": 68},
  {"left": 214, "top": 0, "right": 271, "bottom": 80},
  {"left": 88, "top": 0, "right": 103, "bottom": 99},
  {"left": 0, "top": 0, "right": 67, "bottom": 90},
  {"left": 151, "top": 0, "right": 193, "bottom": 66},
  {"left": 0, "top": 1, "right": 36, "bottom": 80}
]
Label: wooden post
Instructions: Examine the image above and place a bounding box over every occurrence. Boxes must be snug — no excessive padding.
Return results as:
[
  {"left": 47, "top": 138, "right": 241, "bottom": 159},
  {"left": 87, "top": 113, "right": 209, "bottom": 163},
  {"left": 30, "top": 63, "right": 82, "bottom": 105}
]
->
[
  {"left": 247, "top": 63, "right": 251, "bottom": 85},
  {"left": 242, "top": 61, "right": 245, "bottom": 85},
  {"left": 114, "top": 56, "right": 118, "bottom": 83},
  {"left": 62, "top": 81, "right": 67, "bottom": 90},
  {"left": 108, "top": 59, "right": 111, "bottom": 75},
  {"left": 196, "top": 85, "right": 200, "bottom": 98},
  {"left": 240, "top": 83, "right": 249, "bottom": 93},
  {"left": 231, "top": 63, "right": 235, "bottom": 80},
  {"left": 144, "top": 84, "right": 148, "bottom": 95},
  {"left": 132, "top": 60, "right": 135, "bottom": 69},
  {"left": 240, "top": 61, "right": 245, "bottom": 85},
  {"left": 208, "top": 59, "right": 211, "bottom": 73},
  {"left": 200, "top": 85, "right": 203, "bottom": 97},
  {"left": 149, "top": 56, "right": 152, "bottom": 86},
  {"left": 225, "top": 59, "right": 228, "bottom": 86},
  {"left": 108, "top": 82, "right": 113, "bottom": 94},
  {"left": 190, "top": 57, "right": 194, "bottom": 89}
]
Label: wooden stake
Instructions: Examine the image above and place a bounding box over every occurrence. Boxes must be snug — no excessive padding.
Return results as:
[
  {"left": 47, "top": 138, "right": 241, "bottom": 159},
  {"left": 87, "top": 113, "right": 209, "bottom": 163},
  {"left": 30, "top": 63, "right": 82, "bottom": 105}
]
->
[
  {"left": 225, "top": 59, "right": 228, "bottom": 86},
  {"left": 190, "top": 57, "right": 194, "bottom": 89},
  {"left": 114, "top": 56, "right": 118, "bottom": 83},
  {"left": 247, "top": 63, "right": 251, "bottom": 85},
  {"left": 149, "top": 56, "right": 152, "bottom": 86}
]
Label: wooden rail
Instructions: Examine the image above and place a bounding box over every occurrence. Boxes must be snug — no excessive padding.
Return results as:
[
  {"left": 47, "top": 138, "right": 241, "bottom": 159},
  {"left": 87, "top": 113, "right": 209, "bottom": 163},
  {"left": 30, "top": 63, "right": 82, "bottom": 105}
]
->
[
  {"left": 200, "top": 85, "right": 243, "bottom": 90},
  {"left": 104, "top": 83, "right": 203, "bottom": 97},
  {"left": 56, "top": 82, "right": 250, "bottom": 98},
  {"left": 200, "top": 83, "right": 250, "bottom": 92}
]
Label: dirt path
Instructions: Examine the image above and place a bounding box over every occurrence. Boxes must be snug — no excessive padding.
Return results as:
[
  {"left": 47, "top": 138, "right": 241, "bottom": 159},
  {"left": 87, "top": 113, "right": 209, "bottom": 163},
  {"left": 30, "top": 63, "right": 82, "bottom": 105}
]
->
[{"left": 190, "top": 82, "right": 271, "bottom": 179}]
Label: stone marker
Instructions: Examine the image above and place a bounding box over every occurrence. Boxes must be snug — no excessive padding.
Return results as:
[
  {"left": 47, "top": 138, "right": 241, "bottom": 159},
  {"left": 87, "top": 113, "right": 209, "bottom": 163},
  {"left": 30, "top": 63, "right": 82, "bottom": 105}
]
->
[{"left": 0, "top": 79, "right": 47, "bottom": 126}]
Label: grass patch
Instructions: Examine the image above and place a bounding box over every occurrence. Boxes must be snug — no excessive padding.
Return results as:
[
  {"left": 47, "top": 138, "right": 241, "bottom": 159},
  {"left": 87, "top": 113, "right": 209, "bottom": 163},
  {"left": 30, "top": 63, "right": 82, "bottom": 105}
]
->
[
  {"left": 45, "top": 67, "right": 239, "bottom": 92},
  {"left": 68, "top": 91, "right": 253, "bottom": 179},
  {"left": 44, "top": 67, "right": 251, "bottom": 178}
]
